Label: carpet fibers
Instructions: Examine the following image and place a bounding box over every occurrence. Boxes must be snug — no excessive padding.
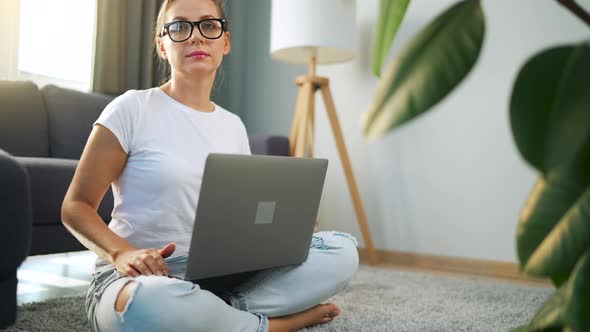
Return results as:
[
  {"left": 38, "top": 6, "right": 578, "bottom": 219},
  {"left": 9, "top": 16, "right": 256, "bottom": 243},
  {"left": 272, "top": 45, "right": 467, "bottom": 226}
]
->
[{"left": 5, "top": 265, "right": 552, "bottom": 331}]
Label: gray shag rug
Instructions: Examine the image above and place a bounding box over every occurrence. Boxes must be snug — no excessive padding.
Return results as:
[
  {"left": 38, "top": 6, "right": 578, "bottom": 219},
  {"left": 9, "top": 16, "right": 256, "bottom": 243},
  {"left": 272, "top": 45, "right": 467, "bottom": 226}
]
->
[{"left": 5, "top": 265, "right": 552, "bottom": 332}]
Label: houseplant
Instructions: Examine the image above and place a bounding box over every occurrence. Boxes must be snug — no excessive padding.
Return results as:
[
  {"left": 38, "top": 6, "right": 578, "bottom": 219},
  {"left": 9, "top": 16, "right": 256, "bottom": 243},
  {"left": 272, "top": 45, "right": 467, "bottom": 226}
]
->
[{"left": 362, "top": 0, "right": 590, "bottom": 330}]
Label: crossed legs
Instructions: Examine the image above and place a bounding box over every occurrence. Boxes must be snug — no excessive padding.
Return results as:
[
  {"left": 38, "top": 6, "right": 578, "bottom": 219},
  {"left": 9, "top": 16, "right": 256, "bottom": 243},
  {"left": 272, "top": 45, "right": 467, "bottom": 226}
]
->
[{"left": 105, "top": 232, "right": 358, "bottom": 331}]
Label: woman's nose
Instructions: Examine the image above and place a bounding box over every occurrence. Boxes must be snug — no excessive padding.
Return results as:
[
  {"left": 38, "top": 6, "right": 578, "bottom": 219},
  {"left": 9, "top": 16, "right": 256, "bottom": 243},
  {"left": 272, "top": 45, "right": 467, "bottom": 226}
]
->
[{"left": 189, "top": 31, "right": 205, "bottom": 44}]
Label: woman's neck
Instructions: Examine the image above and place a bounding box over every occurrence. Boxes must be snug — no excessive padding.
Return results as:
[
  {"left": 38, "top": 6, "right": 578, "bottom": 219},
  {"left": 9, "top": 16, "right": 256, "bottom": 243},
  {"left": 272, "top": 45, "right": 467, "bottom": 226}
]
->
[{"left": 161, "top": 73, "right": 216, "bottom": 112}]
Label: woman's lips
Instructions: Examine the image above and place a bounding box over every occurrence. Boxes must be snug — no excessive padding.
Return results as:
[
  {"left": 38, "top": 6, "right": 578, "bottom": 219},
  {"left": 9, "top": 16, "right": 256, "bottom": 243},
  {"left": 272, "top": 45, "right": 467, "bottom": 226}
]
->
[{"left": 188, "top": 51, "right": 208, "bottom": 59}]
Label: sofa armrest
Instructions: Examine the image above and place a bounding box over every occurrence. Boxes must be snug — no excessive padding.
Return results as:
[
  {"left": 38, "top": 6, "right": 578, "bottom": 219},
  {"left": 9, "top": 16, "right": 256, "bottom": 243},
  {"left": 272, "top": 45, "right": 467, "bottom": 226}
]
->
[
  {"left": 15, "top": 157, "right": 114, "bottom": 226},
  {"left": 0, "top": 149, "right": 31, "bottom": 274},
  {"left": 248, "top": 135, "right": 290, "bottom": 156}
]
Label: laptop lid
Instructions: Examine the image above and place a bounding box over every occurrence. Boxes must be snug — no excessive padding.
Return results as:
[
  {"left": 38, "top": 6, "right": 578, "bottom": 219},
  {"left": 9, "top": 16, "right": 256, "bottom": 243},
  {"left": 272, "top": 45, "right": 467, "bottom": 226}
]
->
[{"left": 184, "top": 153, "right": 328, "bottom": 281}]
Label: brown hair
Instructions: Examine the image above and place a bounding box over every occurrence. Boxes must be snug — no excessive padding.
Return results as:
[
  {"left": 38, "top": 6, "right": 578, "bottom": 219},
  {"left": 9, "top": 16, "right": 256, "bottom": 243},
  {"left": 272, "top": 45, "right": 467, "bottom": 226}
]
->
[{"left": 154, "top": 0, "right": 227, "bottom": 61}]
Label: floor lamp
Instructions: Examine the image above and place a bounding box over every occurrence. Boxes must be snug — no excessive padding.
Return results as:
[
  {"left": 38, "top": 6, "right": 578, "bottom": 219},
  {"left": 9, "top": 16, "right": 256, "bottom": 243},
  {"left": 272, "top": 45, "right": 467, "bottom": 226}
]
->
[{"left": 270, "top": 0, "right": 378, "bottom": 265}]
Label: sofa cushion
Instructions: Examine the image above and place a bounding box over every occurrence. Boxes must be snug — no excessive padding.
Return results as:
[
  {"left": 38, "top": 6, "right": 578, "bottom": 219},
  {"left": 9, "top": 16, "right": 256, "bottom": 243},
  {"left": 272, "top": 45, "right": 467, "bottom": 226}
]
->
[
  {"left": 30, "top": 225, "right": 86, "bottom": 255},
  {"left": 249, "top": 134, "right": 290, "bottom": 156},
  {"left": 41, "top": 85, "right": 114, "bottom": 159},
  {"left": 16, "top": 157, "right": 114, "bottom": 226},
  {"left": 0, "top": 81, "right": 49, "bottom": 157}
]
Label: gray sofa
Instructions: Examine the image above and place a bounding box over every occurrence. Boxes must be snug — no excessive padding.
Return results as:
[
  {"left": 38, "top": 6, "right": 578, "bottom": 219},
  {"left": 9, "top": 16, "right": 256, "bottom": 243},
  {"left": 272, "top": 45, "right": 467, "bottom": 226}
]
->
[
  {"left": 0, "top": 80, "right": 288, "bottom": 327},
  {"left": 0, "top": 149, "right": 31, "bottom": 328},
  {"left": 1, "top": 81, "right": 118, "bottom": 256}
]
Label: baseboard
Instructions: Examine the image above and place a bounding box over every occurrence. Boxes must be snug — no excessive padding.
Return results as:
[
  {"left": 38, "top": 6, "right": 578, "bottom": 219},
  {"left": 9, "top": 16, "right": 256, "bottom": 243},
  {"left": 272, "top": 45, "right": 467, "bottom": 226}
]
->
[{"left": 357, "top": 247, "right": 552, "bottom": 286}]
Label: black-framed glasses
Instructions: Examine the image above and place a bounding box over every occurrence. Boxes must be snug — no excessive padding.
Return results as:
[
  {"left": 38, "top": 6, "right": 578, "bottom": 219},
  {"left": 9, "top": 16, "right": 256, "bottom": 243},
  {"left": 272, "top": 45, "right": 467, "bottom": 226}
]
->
[{"left": 161, "top": 19, "right": 227, "bottom": 42}]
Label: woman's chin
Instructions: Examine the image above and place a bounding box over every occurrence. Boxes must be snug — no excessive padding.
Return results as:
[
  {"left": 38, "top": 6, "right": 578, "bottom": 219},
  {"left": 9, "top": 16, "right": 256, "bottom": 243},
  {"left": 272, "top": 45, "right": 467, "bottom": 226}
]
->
[{"left": 176, "top": 65, "right": 217, "bottom": 78}]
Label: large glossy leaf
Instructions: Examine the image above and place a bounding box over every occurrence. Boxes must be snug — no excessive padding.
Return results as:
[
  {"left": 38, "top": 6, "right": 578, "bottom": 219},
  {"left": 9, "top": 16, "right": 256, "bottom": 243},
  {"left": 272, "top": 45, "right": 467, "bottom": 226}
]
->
[
  {"left": 527, "top": 283, "right": 568, "bottom": 330},
  {"left": 526, "top": 248, "right": 590, "bottom": 331},
  {"left": 361, "top": 0, "right": 485, "bottom": 139},
  {"left": 372, "top": 0, "right": 410, "bottom": 77},
  {"left": 517, "top": 166, "right": 589, "bottom": 285},
  {"left": 510, "top": 42, "right": 590, "bottom": 174},
  {"left": 569, "top": 248, "right": 590, "bottom": 331},
  {"left": 524, "top": 186, "right": 590, "bottom": 281}
]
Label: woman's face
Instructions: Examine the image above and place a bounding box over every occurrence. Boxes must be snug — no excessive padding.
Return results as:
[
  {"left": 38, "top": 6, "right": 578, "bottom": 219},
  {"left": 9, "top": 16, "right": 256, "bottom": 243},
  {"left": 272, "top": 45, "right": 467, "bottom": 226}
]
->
[{"left": 158, "top": 0, "right": 230, "bottom": 78}]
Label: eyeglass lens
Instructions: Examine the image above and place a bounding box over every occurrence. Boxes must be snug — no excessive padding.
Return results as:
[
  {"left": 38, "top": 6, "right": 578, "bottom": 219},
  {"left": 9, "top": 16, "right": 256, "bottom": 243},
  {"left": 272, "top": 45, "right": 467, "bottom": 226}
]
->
[{"left": 168, "top": 20, "right": 223, "bottom": 41}]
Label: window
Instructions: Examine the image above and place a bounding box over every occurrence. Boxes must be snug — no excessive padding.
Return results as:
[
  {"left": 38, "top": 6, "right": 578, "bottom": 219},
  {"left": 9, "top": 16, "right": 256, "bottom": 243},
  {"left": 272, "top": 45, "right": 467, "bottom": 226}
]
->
[{"left": 18, "top": 0, "right": 96, "bottom": 90}]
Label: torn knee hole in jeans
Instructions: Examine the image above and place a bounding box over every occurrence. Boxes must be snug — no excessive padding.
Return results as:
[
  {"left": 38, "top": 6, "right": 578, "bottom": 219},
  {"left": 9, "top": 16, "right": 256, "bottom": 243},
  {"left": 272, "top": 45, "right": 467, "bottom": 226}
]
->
[{"left": 115, "top": 281, "right": 139, "bottom": 319}]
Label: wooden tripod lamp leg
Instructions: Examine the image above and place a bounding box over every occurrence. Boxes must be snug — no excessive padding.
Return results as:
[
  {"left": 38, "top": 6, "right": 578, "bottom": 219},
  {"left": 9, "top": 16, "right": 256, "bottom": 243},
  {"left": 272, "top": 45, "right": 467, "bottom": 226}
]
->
[
  {"left": 319, "top": 83, "right": 379, "bottom": 265},
  {"left": 289, "top": 82, "right": 312, "bottom": 157},
  {"left": 289, "top": 84, "right": 305, "bottom": 156},
  {"left": 294, "top": 82, "right": 313, "bottom": 158},
  {"left": 306, "top": 82, "right": 316, "bottom": 158}
]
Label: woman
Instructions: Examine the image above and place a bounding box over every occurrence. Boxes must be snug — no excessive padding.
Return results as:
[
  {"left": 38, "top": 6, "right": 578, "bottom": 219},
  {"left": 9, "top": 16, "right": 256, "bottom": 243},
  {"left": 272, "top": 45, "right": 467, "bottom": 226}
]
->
[{"left": 61, "top": 0, "right": 358, "bottom": 331}]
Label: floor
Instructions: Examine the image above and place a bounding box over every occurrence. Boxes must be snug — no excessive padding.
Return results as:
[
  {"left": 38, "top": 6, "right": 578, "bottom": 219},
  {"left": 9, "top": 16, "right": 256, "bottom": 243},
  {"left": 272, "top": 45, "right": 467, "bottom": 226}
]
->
[
  {"left": 16, "top": 251, "right": 551, "bottom": 306},
  {"left": 16, "top": 251, "right": 97, "bottom": 305}
]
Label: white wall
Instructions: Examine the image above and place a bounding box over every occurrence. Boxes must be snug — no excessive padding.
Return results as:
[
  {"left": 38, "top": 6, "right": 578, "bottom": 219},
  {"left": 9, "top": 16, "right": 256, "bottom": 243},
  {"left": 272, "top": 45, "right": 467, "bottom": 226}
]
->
[
  {"left": 230, "top": 0, "right": 590, "bottom": 262},
  {"left": 339, "top": 0, "right": 590, "bottom": 262}
]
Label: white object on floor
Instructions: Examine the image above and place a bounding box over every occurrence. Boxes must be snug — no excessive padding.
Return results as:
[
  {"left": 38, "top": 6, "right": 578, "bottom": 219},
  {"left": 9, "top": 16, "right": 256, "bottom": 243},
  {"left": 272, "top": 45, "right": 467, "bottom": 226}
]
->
[
  {"left": 50, "top": 254, "right": 96, "bottom": 270},
  {"left": 17, "top": 270, "right": 90, "bottom": 288},
  {"left": 17, "top": 283, "right": 49, "bottom": 295}
]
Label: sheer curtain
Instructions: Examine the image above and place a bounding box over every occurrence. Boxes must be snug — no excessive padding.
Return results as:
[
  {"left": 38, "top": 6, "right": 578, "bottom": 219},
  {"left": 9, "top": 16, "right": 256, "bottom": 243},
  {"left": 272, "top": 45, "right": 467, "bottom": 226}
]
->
[{"left": 92, "top": 0, "right": 168, "bottom": 94}]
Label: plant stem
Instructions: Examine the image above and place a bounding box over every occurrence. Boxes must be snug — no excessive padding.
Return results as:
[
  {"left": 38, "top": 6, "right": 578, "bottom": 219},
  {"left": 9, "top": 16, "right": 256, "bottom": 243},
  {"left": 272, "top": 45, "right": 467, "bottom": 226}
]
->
[{"left": 556, "top": 0, "right": 590, "bottom": 27}]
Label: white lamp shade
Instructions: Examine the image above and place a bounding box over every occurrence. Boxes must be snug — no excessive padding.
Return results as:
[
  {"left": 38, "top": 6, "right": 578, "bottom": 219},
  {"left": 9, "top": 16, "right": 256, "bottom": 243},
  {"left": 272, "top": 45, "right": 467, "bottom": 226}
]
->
[{"left": 270, "top": 0, "right": 356, "bottom": 65}]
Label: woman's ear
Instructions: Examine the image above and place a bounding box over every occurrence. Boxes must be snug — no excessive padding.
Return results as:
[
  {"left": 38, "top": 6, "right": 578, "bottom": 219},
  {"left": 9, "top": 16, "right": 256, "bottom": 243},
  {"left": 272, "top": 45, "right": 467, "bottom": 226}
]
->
[
  {"left": 223, "top": 31, "right": 231, "bottom": 55},
  {"left": 157, "top": 38, "right": 168, "bottom": 60}
]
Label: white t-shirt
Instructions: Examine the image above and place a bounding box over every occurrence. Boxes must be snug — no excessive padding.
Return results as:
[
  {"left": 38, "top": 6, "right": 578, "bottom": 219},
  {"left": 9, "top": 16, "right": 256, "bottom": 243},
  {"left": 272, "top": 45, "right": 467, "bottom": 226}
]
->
[{"left": 93, "top": 87, "right": 251, "bottom": 269}]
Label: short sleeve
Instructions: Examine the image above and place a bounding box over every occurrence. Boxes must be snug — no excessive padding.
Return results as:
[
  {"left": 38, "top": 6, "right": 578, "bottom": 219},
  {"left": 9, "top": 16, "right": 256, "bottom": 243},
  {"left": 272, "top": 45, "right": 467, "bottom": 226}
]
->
[{"left": 94, "top": 91, "right": 140, "bottom": 154}]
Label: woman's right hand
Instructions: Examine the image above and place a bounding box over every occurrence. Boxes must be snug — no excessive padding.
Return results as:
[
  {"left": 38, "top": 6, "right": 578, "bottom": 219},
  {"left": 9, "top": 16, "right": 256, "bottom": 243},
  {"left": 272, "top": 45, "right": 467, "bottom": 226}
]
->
[{"left": 113, "top": 242, "right": 176, "bottom": 277}]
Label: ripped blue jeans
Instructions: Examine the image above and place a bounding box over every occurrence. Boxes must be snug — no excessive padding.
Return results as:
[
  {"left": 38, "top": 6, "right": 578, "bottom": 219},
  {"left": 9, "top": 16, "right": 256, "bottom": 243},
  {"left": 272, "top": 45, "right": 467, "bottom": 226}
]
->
[{"left": 85, "top": 231, "right": 359, "bottom": 332}]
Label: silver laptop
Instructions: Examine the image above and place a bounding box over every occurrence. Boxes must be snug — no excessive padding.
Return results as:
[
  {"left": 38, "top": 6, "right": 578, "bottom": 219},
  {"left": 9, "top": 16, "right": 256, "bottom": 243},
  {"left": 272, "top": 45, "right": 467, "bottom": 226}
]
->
[{"left": 179, "top": 153, "right": 328, "bottom": 281}]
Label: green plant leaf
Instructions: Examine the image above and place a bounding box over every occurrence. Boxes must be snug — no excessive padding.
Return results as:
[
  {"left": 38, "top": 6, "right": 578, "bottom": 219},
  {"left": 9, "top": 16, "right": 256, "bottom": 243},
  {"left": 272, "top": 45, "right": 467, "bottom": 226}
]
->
[
  {"left": 568, "top": 247, "right": 590, "bottom": 332},
  {"left": 524, "top": 186, "right": 590, "bottom": 281},
  {"left": 516, "top": 149, "right": 590, "bottom": 285},
  {"left": 528, "top": 281, "right": 569, "bottom": 330},
  {"left": 372, "top": 0, "right": 410, "bottom": 77},
  {"left": 362, "top": 0, "right": 485, "bottom": 139},
  {"left": 526, "top": 248, "right": 590, "bottom": 331},
  {"left": 510, "top": 42, "right": 590, "bottom": 174}
]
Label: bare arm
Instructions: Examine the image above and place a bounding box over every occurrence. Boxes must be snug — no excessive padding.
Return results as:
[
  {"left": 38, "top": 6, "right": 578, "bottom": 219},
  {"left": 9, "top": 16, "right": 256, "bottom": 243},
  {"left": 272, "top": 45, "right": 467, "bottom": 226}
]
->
[{"left": 61, "top": 125, "right": 174, "bottom": 276}]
